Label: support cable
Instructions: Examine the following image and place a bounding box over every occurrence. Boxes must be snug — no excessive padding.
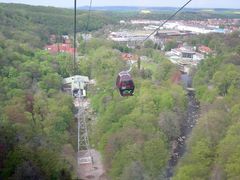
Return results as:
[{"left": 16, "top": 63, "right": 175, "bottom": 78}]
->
[
  {"left": 142, "top": 0, "right": 192, "bottom": 44},
  {"left": 83, "top": 0, "right": 93, "bottom": 54},
  {"left": 73, "top": 0, "right": 77, "bottom": 75}
]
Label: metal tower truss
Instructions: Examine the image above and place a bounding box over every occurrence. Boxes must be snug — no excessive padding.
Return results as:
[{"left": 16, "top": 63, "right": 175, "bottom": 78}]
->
[{"left": 77, "top": 96, "right": 92, "bottom": 165}]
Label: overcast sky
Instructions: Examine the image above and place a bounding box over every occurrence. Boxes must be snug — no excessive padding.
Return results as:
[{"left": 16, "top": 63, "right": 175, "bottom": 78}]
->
[{"left": 0, "top": 0, "right": 240, "bottom": 9}]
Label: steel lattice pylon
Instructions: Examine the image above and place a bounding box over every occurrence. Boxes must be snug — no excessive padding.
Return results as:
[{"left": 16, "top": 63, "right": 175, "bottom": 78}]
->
[
  {"left": 77, "top": 100, "right": 90, "bottom": 151},
  {"left": 77, "top": 96, "right": 92, "bottom": 165}
]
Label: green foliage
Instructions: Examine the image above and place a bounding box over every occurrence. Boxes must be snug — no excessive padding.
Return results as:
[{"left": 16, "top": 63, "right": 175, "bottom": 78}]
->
[
  {"left": 39, "top": 73, "right": 62, "bottom": 91},
  {"left": 143, "top": 138, "right": 169, "bottom": 177},
  {"left": 4, "top": 3, "right": 240, "bottom": 179},
  {"left": 120, "top": 161, "right": 146, "bottom": 180},
  {"left": 174, "top": 106, "right": 230, "bottom": 178},
  {"left": 159, "top": 111, "right": 181, "bottom": 140},
  {"left": 194, "top": 85, "right": 218, "bottom": 103},
  {"left": 86, "top": 38, "right": 186, "bottom": 178},
  {"left": 0, "top": 3, "right": 117, "bottom": 48},
  {"left": 1, "top": 146, "right": 70, "bottom": 179},
  {"left": 0, "top": 5, "right": 81, "bottom": 178},
  {"left": 113, "top": 43, "right": 132, "bottom": 53},
  {"left": 164, "top": 40, "right": 178, "bottom": 51},
  {"left": 154, "top": 59, "right": 177, "bottom": 84},
  {"left": 216, "top": 123, "right": 240, "bottom": 179},
  {"left": 213, "top": 64, "right": 240, "bottom": 96},
  {"left": 144, "top": 40, "right": 155, "bottom": 49},
  {"left": 175, "top": 32, "right": 240, "bottom": 179}
]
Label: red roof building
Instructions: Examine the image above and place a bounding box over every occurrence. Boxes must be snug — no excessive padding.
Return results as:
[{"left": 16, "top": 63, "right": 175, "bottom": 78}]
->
[
  {"left": 121, "top": 53, "right": 138, "bottom": 61},
  {"left": 45, "top": 43, "right": 75, "bottom": 55},
  {"left": 198, "top": 45, "right": 213, "bottom": 55}
]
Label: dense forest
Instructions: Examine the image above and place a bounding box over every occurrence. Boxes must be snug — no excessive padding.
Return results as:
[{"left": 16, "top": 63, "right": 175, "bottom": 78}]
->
[
  {"left": 174, "top": 32, "right": 240, "bottom": 179},
  {"left": 0, "top": 5, "right": 76, "bottom": 179},
  {"left": 0, "top": 2, "right": 240, "bottom": 180},
  {"left": 80, "top": 40, "right": 187, "bottom": 179},
  {"left": 0, "top": 3, "right": 186, "bottom": 179},
  {"left": 0, "top": 3, "right": 102, "bottom": 179},
  {"left": 0, "top": 3, "right": 117, "bottom": 47}
]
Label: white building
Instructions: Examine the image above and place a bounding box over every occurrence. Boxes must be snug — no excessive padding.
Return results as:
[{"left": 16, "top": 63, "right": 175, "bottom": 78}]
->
[
  {"left": 120, "top": 20, "right": 126, "bottom": 24},
  {"left": 163, "top": 22, "right": 226, "bottom": 34},
  {"left": 163, "top": 22, "right": 179, "bottom": 29},
  {"left": 144, "top": 25, "right": 159, "bottom": 30},
  {"left": 109, "top": 32, "right": 129, "bottom": 42},
  {"left": 177, "top": 25, "right": 212, "bottom": 34},
  {"left": 166, "top": 46, "right": 204, "bottom": 67},
  {"left": 130, "top": 20, "right": 163, "bottom": 25},
  {"left": 82, "top": 34, "right": 92, "bottom": 41},
  {"left": 109, "top": 31, "right": 151, "bottom": 42},
  {"left": 63, "top": 75, "right": 89, "bottom": 98}
]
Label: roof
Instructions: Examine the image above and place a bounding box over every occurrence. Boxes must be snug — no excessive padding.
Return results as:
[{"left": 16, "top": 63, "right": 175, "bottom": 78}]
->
[
  {"left": 198, "top": 45, "right": 213, "bottom": 54},
  {"left": 121, "top": 53, "right": 138, "bottom": 61},
  {"left": 179, "top": 47, "right": 196, "bottom": 54},
  {"left": 171, "top": 47, "right": 196, "bottom": 55},
  {"left": 118, "top": 71, "right": 132, "bottom": 81},
  {"left": 45, "top": 43, "right": 75, "bottom": 55},
  {"left": 63, "top": 75, "right": 90, "bottom": 85}
]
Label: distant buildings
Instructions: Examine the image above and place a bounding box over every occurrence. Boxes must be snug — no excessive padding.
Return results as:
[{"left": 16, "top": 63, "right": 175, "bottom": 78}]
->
[
  {"left": 165, "top": 45, "right": 205, "bottom": 70},
  {"left": 198, "top": 45, "right": 213, "bottom": 55},
  {"left": 163, "top": 22, "right": 227, "bottom": 34},
  {"left": 127, "top": 19, "right": 236, "bottom": 35},
  {"left": 165, "top": 44, "right": 213, "bottom": 73},
  {"left": 121, "top": 53, "right": 139, "bottom": 63},
  {"left": 112, "top": 18, "right": 236, "bottom": 49},
  {"left": 109, "top": 29, "right": 192, "bottom": 49},
  {"left": 82, "top": 34, "right": 92, "bottom": 41},
  {"left": 130, "top": 20, "right": 164, "bottom": 25},
  {"left": 153, "top": 30, "right": 193, "bottom": 49},
  {"left": 144, "top": 25, "right": 160, "bottom": 31},
  {"left": 109, "top": 32, "right": 128, "bottom": 42},
  {"left": 109, "top": 31, "right": 151, "bottom": 43},
  {"left": 119, "top": 20, "right": 126, "bottom": 24},
  {"left": 45, "top": 34, "right": 75, "bottom": 55},
  {"left": 140, "top": 10, "right": 151, "bottom": 14},
  {"left": 45, "top": 43, "right": 75, "bottom": 55}
]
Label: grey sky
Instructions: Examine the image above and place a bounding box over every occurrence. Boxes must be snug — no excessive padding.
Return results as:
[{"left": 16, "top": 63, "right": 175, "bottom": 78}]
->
[{"left": 0, "top": 0, "right": 240, "bottom": 9}]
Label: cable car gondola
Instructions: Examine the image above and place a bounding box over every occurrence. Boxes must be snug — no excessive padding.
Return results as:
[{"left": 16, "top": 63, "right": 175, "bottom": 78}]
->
[{"left": 116, "top": 71, "right": 135, "bottom": 96}]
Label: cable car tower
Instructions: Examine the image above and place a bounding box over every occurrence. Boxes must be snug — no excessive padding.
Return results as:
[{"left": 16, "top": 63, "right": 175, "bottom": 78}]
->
[
  {"left": 73, "top": 0, "right": 92, "bottom": 165},
  {"left": 76, "top": 93, "right": 92, "bottom": 165}
]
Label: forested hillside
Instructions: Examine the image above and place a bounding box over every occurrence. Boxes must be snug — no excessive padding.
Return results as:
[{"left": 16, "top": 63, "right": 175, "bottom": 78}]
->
[
  {"left": 75, "top": 38, "right": 187, "bottom": 179},
  {"left": 0, "top": 3, "right": 114, "bottom": 179},
  {"left": 174, "top": 32, "right": 240, "bottom": 179},
  {"left": 1, "top": 2, "right": 240, "bottom": 180},
  {"left": 0, "top": 6, "right": 76, "bottom": 180},
  {"left": 0, "top": 3, "right": 117, "bottom": 47},
  {"left": 0, "top": 3, "right": 185, "bottom": 179},
  {"left": 0, "top": 35, "right": 75, "bottom": 178}
]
